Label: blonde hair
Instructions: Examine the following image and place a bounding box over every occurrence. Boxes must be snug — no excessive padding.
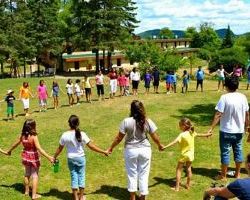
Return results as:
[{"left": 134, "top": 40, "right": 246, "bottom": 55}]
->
[{"left": 179, "top": 118, "right": 194, "bottom": 133}]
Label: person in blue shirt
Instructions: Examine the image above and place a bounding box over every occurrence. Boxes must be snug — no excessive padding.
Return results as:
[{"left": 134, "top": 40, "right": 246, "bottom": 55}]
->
[
  {"left": 165, "top": 71, "right": 173, "bottom": 94},
  {"left": 246, "top": 67, "right": 250, "bottom": 90},
  {"left": 152, "top": 67, "right": 160, "bottom": 94},
  {"left": 195, "top": 66, "right": 205, "bottom": 92},
  {"left": 203, "top": 152, "right": 250, "bottom": 200},
  {"left": 171, "top": 71, "right": 177, "bottom": 93}
]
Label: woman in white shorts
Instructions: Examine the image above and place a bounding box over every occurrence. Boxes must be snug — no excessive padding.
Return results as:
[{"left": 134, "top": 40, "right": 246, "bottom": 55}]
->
[{"left": 107, "top": 100, "right": 165, "bottom": 200}]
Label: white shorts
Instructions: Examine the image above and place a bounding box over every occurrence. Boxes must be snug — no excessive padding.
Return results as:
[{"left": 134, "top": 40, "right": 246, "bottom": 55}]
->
[
  {"left": 39, "top": 99, "right": 47, "bottom": 106},
  {"left": 22, "top": 98, "right": 30, "bottom": 109},
  {"left": 110, "top": 79, "right": 118, "bottom": 93},
  {"left": 124, "top": 147, "right": 151, "bottom": 195}
]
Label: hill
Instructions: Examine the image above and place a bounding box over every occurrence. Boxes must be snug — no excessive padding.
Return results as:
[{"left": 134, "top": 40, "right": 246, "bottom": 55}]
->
[{"left": 137, "top": 28, "right": 236, "bottom": 39}]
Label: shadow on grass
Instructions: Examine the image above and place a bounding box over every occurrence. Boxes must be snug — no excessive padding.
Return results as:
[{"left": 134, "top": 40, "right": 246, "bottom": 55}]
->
[
  {"left": 0, "top": 183, "right": 24, "bottom": 194},
  {"left": 90, "top": 185, "right": 130, "bottom": 200},
  {"left": 171, "top": 103, "right": 215, "bottom": 126},
  {"left": 149, "top": 177, "right": 176, "bottom": 188},
  {"left": 41, "top": 188, "right": 72, "bottom": 200},
  {"left": 192, "top": 167, "right": 219, "bottom": 179}
]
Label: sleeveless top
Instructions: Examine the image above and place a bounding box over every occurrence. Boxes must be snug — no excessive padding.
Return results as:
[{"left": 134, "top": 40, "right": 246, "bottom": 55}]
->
[{"left": 21, "top": 136, "right": 40, "bottom": 168}]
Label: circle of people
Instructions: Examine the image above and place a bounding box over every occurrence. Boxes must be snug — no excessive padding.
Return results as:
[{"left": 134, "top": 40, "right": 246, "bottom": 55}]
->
[{"left": 0, "top": 67, "right": 250, "bottom": 200}]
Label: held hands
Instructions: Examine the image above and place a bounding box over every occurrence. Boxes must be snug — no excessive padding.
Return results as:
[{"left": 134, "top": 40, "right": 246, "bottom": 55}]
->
[{"left": 158, "top": 144, "right": 165, "bottom": 151}]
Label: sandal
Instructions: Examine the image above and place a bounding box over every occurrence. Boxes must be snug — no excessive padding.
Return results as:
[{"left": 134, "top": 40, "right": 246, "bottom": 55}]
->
[{"left": 32, "top": 194, "right": 41, "bottom": 199}]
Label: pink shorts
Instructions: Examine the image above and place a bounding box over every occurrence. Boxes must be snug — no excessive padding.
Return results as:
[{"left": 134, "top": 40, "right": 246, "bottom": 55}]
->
[{"left": 24, "top": 165, "right": 39, "bottom": 178}]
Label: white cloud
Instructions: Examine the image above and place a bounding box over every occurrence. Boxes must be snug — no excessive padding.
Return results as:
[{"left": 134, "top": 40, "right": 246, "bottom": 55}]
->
[{"left": 134, "top": 0, "right": 250, "bottom": 34}]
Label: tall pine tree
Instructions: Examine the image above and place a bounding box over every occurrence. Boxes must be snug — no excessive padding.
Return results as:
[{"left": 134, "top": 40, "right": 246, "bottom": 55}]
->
[{"left": 221, "top": 25, "right": 234, "bottom": 49}]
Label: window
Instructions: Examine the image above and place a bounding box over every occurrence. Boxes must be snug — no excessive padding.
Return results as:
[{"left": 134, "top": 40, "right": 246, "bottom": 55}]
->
[
  {"left": 117, "top": 58, "right": 121, "bottom": 66},
  {"left": 74, "top": 61, "right": 80, "bottom": 70}
]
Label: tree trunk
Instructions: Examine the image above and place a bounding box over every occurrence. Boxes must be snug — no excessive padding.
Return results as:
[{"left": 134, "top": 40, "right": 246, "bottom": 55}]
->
[
  {"left": 108, "top": 51, "right": 112, "bottom": 71},
  {"left": 102, "top": 49, "right": 105, "bottom": 73},
  {"left": 0, "top": 62, "right": 3, "bottom": 76},
  {"left": 23, "top": 59, "right": 26, "bottom": 78},
  {"left": 95, "top": 49, "right": 99, "bottom": 73}
]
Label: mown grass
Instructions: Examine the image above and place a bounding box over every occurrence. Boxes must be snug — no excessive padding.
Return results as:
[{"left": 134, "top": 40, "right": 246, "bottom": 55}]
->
[{"left": 0, "top": 77, "right": 249, "bottom": 200}]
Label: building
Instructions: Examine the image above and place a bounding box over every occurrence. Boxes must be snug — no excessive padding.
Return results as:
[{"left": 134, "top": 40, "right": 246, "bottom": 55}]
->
[{"left": 61, "top": 38, "right": 198, "bottom": 72}]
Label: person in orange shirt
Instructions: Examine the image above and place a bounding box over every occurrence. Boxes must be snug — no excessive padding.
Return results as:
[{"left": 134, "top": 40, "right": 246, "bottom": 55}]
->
[{"left": 19, "top": 82, "right": 34, "bottom": 116}]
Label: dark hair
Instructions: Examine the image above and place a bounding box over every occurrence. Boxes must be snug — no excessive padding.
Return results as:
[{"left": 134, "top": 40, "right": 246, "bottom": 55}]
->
[
  {"left": 22, "top": 119, "right": 37, "bottom": 137},
  {"left": 132, "top": 67, "right": 136, "bottom": 73},
  {"left": 23, "top": 82, "right": 29, "bottom": 88},
  {"left": 247, "top": 153, "right": 250, "bottom": 163},
  {"left": 68, "top": 115, "right": 82, "bottom": 142},
  {"left": 67, "top": 79, "right": 72, "bottom": 84},
  {"left": 53, "top": 81, "right": 58, "bottom": 87},
  {"left": 39, "top": 80, "right": 44, "bottom": 86},
  {"left": 225, "top": 77, "right": 239, "bottom": 91},
  {"left": 130, "top": 100, "right": 146, "bottom": 132},
  {"left": 76, "top": 79, "right": 80, "bottom": 83},
  {"left": 179, "top": 117, "right": 194, "bottom": 133}
]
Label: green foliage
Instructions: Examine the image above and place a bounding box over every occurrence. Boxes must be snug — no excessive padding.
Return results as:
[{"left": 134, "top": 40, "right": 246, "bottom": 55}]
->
[
  {"left": 184, "top": 27, "right": 197, "bottom": 38},
  {"left": 159, "top": 28, "right": 174, "bottom": 39},
  {"left": 209, "top": 46, "right": 248, "bottom": 72},
  {"left": 221, "top": 25, "right": 234, "bottom": 49}
]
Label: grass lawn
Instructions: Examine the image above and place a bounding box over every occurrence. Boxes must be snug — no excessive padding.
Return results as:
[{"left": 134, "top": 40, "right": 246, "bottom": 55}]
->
[{"left": 0, "top": 77, "right": 249, "bottom": 200}]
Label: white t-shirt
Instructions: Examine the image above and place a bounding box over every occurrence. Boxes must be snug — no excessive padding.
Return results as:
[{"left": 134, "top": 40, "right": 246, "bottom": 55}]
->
[
  {"left": 96, "top": 74, "right": 104, "bottom": 85},
  {"left": 75, "top": 83, "right": 81, "bottom": 93},
  {"left": 59, "top": 130, "right": 90, "bottom": 158},
  {"left": 217, "top": 69, "right": 225, "bottom": 78},
  {"left": 66, "top": 84, "right": 74, "bottom": 94},
  {"left": 119, "top": 117, "right": 157, "bottom": 148},
  {"left": 215, "top": 92, "right": 249, "bottom": 133},
  {"left": 130, "top": 71, "right": 140, "bottom": 81}
]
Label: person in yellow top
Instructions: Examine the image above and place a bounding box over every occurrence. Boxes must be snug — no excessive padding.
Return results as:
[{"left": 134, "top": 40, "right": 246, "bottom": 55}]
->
[
  {"left": 82, "top": 75, "right": 93, "bottom": 103},
  {"left": 19, "top": 82, "right": 34, "bottom": 116},
  {"left": 164, "top": 118, "right": 212, "bottom": 191}
]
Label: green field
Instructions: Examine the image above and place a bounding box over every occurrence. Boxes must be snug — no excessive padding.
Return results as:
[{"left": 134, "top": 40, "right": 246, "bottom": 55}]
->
[{"left": 0, "top": 77, "right": 249, "bottom": 200}]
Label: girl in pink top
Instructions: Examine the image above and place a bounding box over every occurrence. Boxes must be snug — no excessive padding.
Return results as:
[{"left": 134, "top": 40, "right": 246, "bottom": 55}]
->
[
  {"left": 37, "top": 80, "right": 48, "bottom": 112},
  {"left": 7, "top": 119, "right": 53, "bottom": 199},
  {"left": 124, "top": 73, "right": 130, "bottom": 96},
  {"left": 117, "top": 71, "right": 126, "bottom": 96}
]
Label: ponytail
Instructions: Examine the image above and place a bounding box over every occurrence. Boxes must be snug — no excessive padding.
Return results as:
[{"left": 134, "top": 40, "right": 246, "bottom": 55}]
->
[{"left": 68, "top": 115, "right": 82, "bottom": 143}]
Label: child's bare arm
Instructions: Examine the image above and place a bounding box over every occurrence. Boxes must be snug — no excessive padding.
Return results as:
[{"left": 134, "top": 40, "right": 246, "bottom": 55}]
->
[
  {"left": 0, "top": 148, "right": 8, "bottom": 155},
  {"left": 163, "top": 137, "right": 179, "bottom": 149},
  {"left": 197, "top": 133, "right": 212, "bottom": 137},
  {"left": 87, "top": 141, "right": 109, "bottom": 156},
  {"left": 7, "top": 137, "right": 22, "bottom": 155},
  {"left": 33, "top": 136, "right": 53, "bottom": 162},
  {"left": 54, "top": 144, "right": 64, "bottom": 159}
]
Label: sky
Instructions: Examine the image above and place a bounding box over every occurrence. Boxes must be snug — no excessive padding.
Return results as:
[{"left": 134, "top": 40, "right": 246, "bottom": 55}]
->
[{"left": 134, "top": 0, "right": 250, "bottom": 34}]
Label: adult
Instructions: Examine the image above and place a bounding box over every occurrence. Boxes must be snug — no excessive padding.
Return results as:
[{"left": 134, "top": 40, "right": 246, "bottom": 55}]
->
[
  {"left": 95, "top": 71, "right": 105, "bottom": 100},
  {"left": 216, "top": 65, "right": 229, "bottom": 91},
  {"left": 152, "top": 67, "right": 160, "bottom": 93},
  {"left": 207, "top": 77, "right": 249, "bottom": 180},
  {"left": 195, "top": 66, "right": 205, "bottom": 92},
  {"left": 108, "top": 68, "right": 118, "bottom": 98},
  {"left": 203, "top": 153, "right": 250, "bottom": 200},
  {"left": 130, "top": 67, "right": 140, "bottom": 96},
  {"left": 107, "top": 100, "right": 165, "bottom": 200}
]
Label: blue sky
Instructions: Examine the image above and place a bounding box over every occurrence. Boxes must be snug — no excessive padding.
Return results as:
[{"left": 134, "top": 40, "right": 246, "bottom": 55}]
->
[{"left": 134, "top": 0, "right": 250, "bottom": 34}]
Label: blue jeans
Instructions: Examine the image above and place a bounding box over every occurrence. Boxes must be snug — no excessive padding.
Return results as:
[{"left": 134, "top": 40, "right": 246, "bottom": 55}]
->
[
  {"left": 219, "top": 131, "right": 243, "bottom": 165},
  {"left": 67, "top": 157, "right": 86, "bottom": 189}
]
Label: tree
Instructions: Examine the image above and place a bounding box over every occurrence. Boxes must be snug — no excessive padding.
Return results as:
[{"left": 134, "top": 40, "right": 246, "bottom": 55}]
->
[
  {"left": 159, "top": 28, "right": 174, "bottom": 39},
  {"left": 209, "top": 46, "right": 248, "bottom": 72},
  {"left": 70, "top": 0, "right": 139, "bottom": 72},
  {"left": 221, "top": 25, "right": 234, "bottom": 49},
  {"left": 184, "top": 27, "right": 197, "bottom": 38}
]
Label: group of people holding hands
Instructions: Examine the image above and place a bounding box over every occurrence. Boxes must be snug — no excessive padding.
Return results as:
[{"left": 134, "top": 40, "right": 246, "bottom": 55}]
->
[{"left": 0, "top": 75, "right": 250, "bottom": 200}]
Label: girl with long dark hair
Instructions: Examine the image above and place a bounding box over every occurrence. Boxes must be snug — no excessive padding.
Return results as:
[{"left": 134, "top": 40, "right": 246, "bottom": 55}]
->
[{"left": 53, "top": 115, "right": 108, "bottom": 200}]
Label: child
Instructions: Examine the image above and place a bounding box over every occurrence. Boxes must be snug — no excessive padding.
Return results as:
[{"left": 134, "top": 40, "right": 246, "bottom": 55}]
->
[
  {"left": 164, "top": 118, "right": 211, "bottom": 191},
  {"left": 66, "top": 79, "right": 74, "bottom": 107},
  {"left": 124, "top": 73, "right": 130, "bottom": 96},
  {"left": 117, "top": 71, "right": 126, "bottom": 96},
  {"left": 144, "top": 69, "right": 153, "bottom": 94},
  {"left": 6, "top": 119, "right": 53, "bottom": 199},
  {"left": 53, "top": 115, "right": 108, "bottom": 200},
  {"left": 95, "top": 71, "right": 105, "bottom": 100},
  {"left": 37, "top": 80, "right": 48, "bottom": 112},
  {"left": 19, "top": 82, "right": 33, "bottom": 116},
  {"left": 171, "top": 71, "right": 177, "bottom": 93},
  {"left": 247, "top": 67, "right": 250, "bottom": 90},
  {"left": 51, "top": 80, "right": 65, "bottom": 110},
  {"left": 75, "top": 79, "right": 81, "bottom": 105},
  {"left": 165, "top": 71, "right": 173, "bottom": 94},
  {"left": 82, "top": 75, "right": 92, "bottom": 103},
  {"left": 5, "top": 89, "right": 16, "bottom": 120},
  {"left": 182, "top": 70, "right": 190, "bottom": 93}
]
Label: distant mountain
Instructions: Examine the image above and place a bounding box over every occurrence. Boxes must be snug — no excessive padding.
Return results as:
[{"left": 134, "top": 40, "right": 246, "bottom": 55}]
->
[{"left": 137, "top": 28, "right": 236, "bottom": 39}]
